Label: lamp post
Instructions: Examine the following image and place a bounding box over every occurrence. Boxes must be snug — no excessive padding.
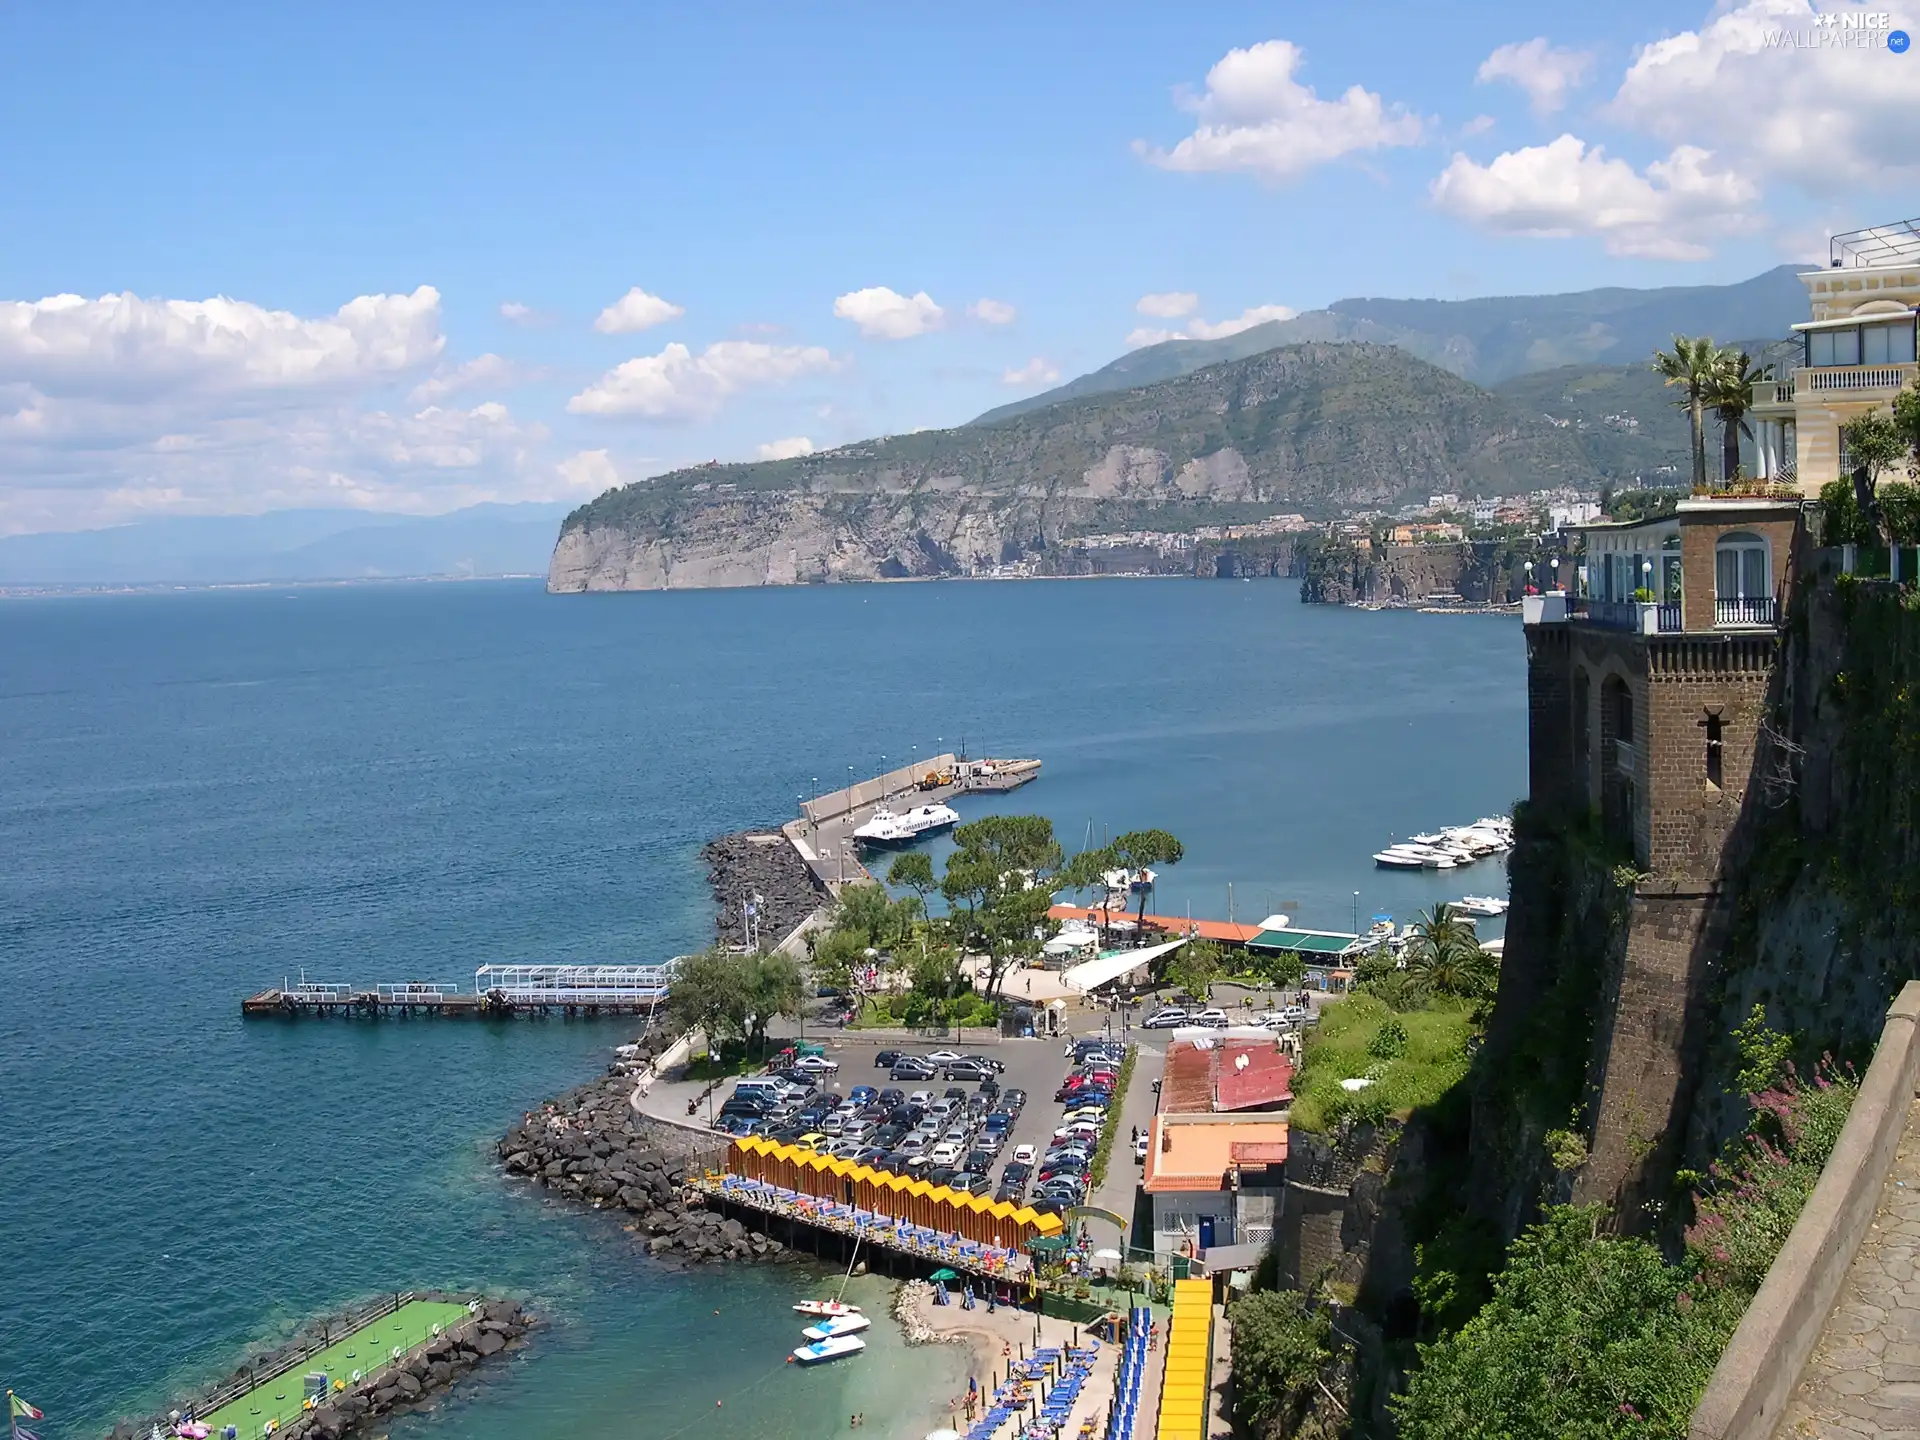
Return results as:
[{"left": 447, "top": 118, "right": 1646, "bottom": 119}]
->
[{"left": 1352, "top": 891, "right": 1360, "bottom": 937}]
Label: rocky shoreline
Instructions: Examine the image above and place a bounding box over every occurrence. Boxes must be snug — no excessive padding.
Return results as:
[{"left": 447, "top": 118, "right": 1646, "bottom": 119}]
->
[
  {"left": 703, "top": 830, "right": 826, "bottom": 949},
  {"left": 110, "top": 1294, "right": 531, "bottom": 1440},
  {"left": 496, "top": 1051, "right": 790, "bottom": 1266}
]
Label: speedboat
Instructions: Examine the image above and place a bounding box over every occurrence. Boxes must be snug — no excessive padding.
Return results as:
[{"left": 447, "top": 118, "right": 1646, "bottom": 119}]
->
[
  {"left": 1372, "top": 849, "right": 1427, "bottom": 870},
  {"left": 793, "top": 1299, "right": 863, "bottom": 1318},
  {"left": 801, "top": 1314, "right": 873, "bottom": 1340},
  {"left": 853, "top": 802, "right": 960, "bottom": 847},
  {"left": 1456, "top": 895, "right": 1509, "bottom": 917},
  {"left": 791, "top": 1334, "right": 867, "bottom": 1364},
  {"left": 1374, "top": 844, "right": 1456, "bottom": 870}
]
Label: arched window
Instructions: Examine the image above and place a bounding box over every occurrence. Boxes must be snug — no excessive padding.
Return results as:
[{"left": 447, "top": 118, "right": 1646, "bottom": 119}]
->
[
  {"left": 1715, "top": 532, "right": 1770, "bottom": 599},
  {"left": 1716, "top": 531, "right": 1773, "bottom": 625}
]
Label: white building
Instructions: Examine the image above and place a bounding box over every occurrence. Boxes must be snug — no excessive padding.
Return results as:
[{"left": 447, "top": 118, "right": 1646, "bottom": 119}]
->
[{"left": 1751, "top": 218, "right": 1920, "bottom": 493}]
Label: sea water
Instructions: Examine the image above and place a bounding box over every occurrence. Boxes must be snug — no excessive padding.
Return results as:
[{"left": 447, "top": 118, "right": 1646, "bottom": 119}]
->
[{"left": 0, "top": 579, "right": 1524, "bottom": 1440}]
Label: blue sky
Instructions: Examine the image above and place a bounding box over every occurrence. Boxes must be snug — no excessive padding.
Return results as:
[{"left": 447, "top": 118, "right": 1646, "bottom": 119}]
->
[{"left": 0, "top": 0, "right": 1913, "bottom": 533}]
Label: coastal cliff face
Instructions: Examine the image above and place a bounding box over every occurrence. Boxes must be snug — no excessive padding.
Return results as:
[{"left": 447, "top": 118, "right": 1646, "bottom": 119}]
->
[{"left": 549, "top": 342, "right": 1603, "bottom": 593}]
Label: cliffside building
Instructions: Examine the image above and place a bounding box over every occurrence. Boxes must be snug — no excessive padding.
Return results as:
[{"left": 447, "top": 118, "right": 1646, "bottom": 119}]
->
[
  {"left": 1751, "top": 218, "right": 1920, "bottom": 493},
  {"left": 1522, "top": 494, "right": 1805, "bottom": 1206}
]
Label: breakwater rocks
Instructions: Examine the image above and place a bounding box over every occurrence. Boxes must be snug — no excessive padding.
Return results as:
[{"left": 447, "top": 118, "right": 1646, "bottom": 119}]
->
[
  {"left": 497, "top": 1067, "right": 789, "bottom": 1266},
  {"left": 111, "top": 1294, "right": 530, "bottom": 1440},
  {"left": 704, "top": 830, "right": 825, "bottom": 948}
]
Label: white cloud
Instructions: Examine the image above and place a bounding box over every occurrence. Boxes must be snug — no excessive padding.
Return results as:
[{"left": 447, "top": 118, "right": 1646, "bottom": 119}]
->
[
  {"left": 594, "top": 286, "right": 686, "bottom": 335},
  {"left": 567, "top": 340, "right": 839, "bottom": 421},
  {"left": 1430, "top": 133, "right": 1758, "bottom": 259},
  {"left": 1001, "top": 358, "right": 1061, "bottom": 388},
  {"left": 1476, "top": 39, "right": 1594, "bottom": 115},
  {"left": 1462, "top": 115, "right": 1497, "bottom": 137},
  {"left": 1136, "top": 40, "right": 1424, "bottom": 183},
  {"left": 410, "top": 352, "right": 532, "bottom": 404},
  {"left": 1610, "top": 0, "right": 1920, "bottom": 192},
  {"left": 757, "top": 436, "right": 816, "bottom": 460},
  {"left": 1137, "top": 292, "right": 1200, "bottom": 319},
  {"left": 558, "top": 448, "right": 622, "bottom": 494},
  {"left": 1125, "top": 302, "right": 1297, "bottom": 348},
  {"left": 0, "top": 287, "right": 443, "bottom": 399},
  {"left": 1186, "top": 304, "right": 1298, "bottom": 339},
  {"left": 833, "top": 286, "right": 946, "bottom": 340},
  {"left": 968, "top": 298, "right": 1017, "bottom": 325}
]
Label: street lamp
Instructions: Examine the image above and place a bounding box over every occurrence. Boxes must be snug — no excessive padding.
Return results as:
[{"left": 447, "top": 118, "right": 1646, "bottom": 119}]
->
[{"left": 1352, "top": 891, "right": 1360, "bottom": 936}]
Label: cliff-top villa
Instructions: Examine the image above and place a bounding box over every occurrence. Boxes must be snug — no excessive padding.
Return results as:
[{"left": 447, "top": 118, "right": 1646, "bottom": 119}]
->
[{"left": 1750, "top": 217, "right": 1920, "bottom": 492}]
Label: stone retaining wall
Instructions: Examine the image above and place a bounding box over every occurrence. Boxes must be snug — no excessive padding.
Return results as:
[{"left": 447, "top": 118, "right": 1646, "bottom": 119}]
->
[{"left": 1689, "top": 981, "right": 1920, "bottom": 1440}]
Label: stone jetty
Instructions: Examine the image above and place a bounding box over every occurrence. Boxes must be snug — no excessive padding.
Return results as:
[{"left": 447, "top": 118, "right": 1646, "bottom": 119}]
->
[
  {"left": 703, "top": 830, "right": 826, "bottom": 949},
  {"left": 496, "top": 1052, "right": 789, "bottom": 1266},
  {"left": 110, "top": 1294, "right": 531, "bottom": 1440}
]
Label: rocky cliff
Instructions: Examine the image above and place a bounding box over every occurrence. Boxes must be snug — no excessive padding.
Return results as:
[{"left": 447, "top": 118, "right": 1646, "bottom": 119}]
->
[{"left": 550, "top": 343, "right": 1604, "bottom": 593}]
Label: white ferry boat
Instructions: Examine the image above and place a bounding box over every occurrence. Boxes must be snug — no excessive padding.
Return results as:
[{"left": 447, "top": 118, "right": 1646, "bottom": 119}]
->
[{"left": 852, "top": 802, "right": 960, "bottom": 847}]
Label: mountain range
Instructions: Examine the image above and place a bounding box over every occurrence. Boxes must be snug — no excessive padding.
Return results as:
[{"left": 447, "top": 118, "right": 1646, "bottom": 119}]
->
[{"left": 973, "top": 264, "right": 1810, "bottom": 424}]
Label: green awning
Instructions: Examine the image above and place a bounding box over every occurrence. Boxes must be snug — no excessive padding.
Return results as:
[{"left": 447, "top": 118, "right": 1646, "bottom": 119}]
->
[
  {"left": 1028, "top": 1235, "right": 1073, "bottom": 1253},
  {"left": 1248, "top": 928, "right": 1357, "bottom": 955}
]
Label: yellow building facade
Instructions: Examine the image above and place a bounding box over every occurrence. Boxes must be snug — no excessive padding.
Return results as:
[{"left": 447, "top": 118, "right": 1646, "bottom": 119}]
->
[{"left": 1752, "top": 220, "right": 1920, "bottom": 495}]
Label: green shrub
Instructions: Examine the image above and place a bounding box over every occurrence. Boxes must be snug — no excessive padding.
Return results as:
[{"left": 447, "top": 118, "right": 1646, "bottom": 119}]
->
[
  {"left": 1228, "top": 1290, "right": 1333, "bottom": 1434},
  {"left": 1821, "top": 477, "right": 1874, "bottom": 546},
  {"left": 1368, "top": 1016, "right": 1409, "bottom": 1061},
  {"left": 1395, "top": 1206, "right": 1718, "bottom": 1440}
]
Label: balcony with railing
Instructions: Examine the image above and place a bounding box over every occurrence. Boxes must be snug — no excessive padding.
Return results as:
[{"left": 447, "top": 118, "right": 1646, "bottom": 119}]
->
[
  {"left": 1798, "top": 362, "right": 1918, "bottom": 396},
  {"left": 1716, "top": 596, "right": 1778, "bottom": 627},
  {"left": 1567, "top": 597, "right": 1685, "bottom": 633}
]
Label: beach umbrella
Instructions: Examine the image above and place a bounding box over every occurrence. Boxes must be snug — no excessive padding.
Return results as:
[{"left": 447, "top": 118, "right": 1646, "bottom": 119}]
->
[
  {"left": 924, "top": 1432, "right": 963, "bottom": 1440},
  {"left": 930, "top": 1267, "right": 961, "bottom": 1281},
  {"left": 1094, "top": 1248, "right": 1121, "bottom": 1260}
]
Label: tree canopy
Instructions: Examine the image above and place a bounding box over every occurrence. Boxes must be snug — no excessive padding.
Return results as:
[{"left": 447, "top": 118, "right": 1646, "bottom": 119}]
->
[
  {"left": 665, "top": 944, "right": 805, "bottom": 1054},
  {"left": 941, "top": 815, "right": 1064, "bottom": 998}
]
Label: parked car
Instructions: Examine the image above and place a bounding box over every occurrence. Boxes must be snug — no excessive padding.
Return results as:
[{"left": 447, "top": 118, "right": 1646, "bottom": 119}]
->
[
  {"left": 1002, "top": 1088, "right": 1028, "bottom": 1110},
  {"left": 983, "top": 1112, "right": 1014, "bottom": 1134},
  {"left": 793, "top": 1054, "right": 840, "bottom": 1073},
  {"left": 924, "top": 1050, "right": 962, "bottom": 1063},
  {"left": 897, "top": 1133, "right": 929, "bottom": 1156},
  {"left": 953, "top": 1171, "right": 993, "bottom": 1196},
  {"left": 973, "top": 1131, "right": 1005, "bottom": 1155},
  {"left": 1142, "top": 1007, "right": 1189, "bottom": 1029},
  {"left": 1133, "top": 1131, "right": 1151, "bottom": 1163},
  {"left": 848, "top": 1084, "right": 878, "bottom": 1104},
  {"left": 877, "top": 1087, "right": 906, "bottom": 1107},
  {"left": 1191, "top": 1008, "right": 1230, "bottom": 1027},
  {"left": 932, "top": 1138, "right": 967, "bottom": 1166},
  {"left": 1002, "top": 1160, "right": 1034, "bottom": 1187},
  {"left": 1010, "top": 1143, "right": 1038, "bottom": 1166},
  {"left": 874, "top": 1051, "right": 905, "bottom": 1068},
  {"left": 794, "top": 1132, "right": 828, "bottom": 1150},
  {"left": 892, "top": 1059, "right": 938, "bottom": 1080},
  {"left": 927, "top": 1165, "right": 960, "bottom": 1189},
  {"left": 908, "top": 1090, "right": 936, "bottom": 1107},
  {"left": 943, "top": 1086, "right": 970, "bottom": 1101},
  {"left": 963, "top": 1054, "right": 1007, "bottom": 1073},
  {"left": 944, "top": 1060, "right": 993, "bottom": 1081},
  {"left": 994, "top": 1182, "right": 1025, "bottom": 1205}
]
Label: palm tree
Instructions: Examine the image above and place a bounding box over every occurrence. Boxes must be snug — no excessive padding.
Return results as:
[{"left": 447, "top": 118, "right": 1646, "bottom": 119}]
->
[
  {"left": 1706, "top": 348, "right": 1767, "bottom": 486},
  {"left": 1653, "top": 336, "right": 1721, "bottom": 490},
  {"left": 1403, "top": 904, "right": 1495, "bottom": 1000}
]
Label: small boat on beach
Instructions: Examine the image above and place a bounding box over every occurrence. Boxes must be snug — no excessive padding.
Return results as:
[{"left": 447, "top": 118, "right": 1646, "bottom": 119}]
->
[
  {"left": 793, "top": 1299, "right": 863, "bottom": 1318},
  {"left": 791, "top": 1334, "right": 867, "bottom": 1364},
  {"left": 801, "top": 1314, "right": 872, "bottom": 1341}
]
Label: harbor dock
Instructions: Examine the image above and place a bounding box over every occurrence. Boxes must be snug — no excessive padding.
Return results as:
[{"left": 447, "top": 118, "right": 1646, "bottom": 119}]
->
[
  {"left": 787, "top": 752, "right": 1041, "bottom": 890},
  {"left": 242, "top": 963, "right": 677, "bottom": 1019}
]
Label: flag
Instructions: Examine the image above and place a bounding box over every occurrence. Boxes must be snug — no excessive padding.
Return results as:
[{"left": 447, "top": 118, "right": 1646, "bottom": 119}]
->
[
  {"left": 8, "top": 1395, "right": 44, "bottom": 1421},
  {"left": 15, "top": 1427, "right": 40, "bottom": 1440}
]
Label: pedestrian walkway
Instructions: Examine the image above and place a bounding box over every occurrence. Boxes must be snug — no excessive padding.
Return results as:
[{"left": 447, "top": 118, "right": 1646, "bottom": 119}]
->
[{"left": 1778, "top": 1098, "right": 1920, "bottom": 1438}]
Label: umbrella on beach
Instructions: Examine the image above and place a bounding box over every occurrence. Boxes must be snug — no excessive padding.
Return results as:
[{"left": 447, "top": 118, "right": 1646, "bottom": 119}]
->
[
  {"left": 1093, "top": 1249, "right": 1121, "bottom": 1260},
  {"left": 930, "top": 1267, "right": 961, "bottom": 1281},
  {"left": 925, "top": 1430, "right": 964, "bottom": 1440}
]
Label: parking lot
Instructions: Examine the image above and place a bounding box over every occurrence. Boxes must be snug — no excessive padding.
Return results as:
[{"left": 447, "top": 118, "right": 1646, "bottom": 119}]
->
[{"left": 696, "top": 1031, "right": 1145, "bottom": 1216}]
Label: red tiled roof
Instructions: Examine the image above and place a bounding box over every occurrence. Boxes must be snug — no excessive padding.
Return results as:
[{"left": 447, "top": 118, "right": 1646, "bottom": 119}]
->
[
  {"left": 1214, "top": 1044, "right": 1294, "bottom": 1112},
  {"left": 1047, "top": 905, "right": 1262, "bottom": 945}
]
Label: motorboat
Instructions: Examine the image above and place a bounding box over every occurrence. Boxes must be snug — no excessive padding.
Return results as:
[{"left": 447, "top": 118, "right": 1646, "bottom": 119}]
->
[
  {"left": 1373, "top": 844, "right": 1457, "bottom": 870},
  {"left": 1456, "top": 895, "right": 1509, "bottom": 917},
  {"left": 1372, "top": 849, "right": 1427, "bottom": 870},
  {"left": 801, "top": 1313, "right": 873, "bottom": 1340},
  {"left": 1102, "top": 867, "right": 1156, "bottom": 894},
  {"left": 791, "top": 1334, "right": 867, "bottom": 1364},
  {"left": 793, "top": 1299, "right": 863, "bottom": 1318},
  {"left": 853, "top": 802, "right": 960, "bottom": 847}
]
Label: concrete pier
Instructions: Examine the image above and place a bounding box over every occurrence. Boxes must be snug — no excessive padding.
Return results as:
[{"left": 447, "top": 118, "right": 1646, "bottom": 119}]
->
[{"left": 788, "top": 754, "right": 1040, "bottom": 891}]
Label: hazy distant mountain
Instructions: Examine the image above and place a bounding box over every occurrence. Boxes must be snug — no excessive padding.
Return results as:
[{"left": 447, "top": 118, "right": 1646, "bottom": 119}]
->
[
  {"left": 974, "top": 264, "right": 1813, "bottom": 425},
  {"left": 0, "top": 502, "right": 573, "bottom": 586}
]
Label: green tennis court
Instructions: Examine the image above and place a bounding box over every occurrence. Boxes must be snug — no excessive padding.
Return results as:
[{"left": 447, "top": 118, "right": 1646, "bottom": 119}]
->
[{"left": 199, "top": 1300, "right": 472, "bottom": 1437}]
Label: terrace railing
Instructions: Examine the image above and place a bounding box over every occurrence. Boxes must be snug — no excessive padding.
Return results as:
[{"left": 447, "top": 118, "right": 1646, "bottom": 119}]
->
[{"left": 1716, "top": 596, "right": 1778, "bottom": 627}]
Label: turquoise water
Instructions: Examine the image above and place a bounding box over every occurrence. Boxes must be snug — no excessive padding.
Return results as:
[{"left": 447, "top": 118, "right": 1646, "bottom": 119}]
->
[{"left": 0, "top": 579, "right": 1524, "bottom": 1439}]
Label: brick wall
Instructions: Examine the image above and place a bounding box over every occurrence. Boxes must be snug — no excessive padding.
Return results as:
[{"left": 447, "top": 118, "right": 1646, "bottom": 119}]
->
[
  {"left": 1643, "top": 635, "right": 1780, "bottom": 877},
  {"left": 1527, "top": 625, "right": 1574, "bottom": 813}
]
